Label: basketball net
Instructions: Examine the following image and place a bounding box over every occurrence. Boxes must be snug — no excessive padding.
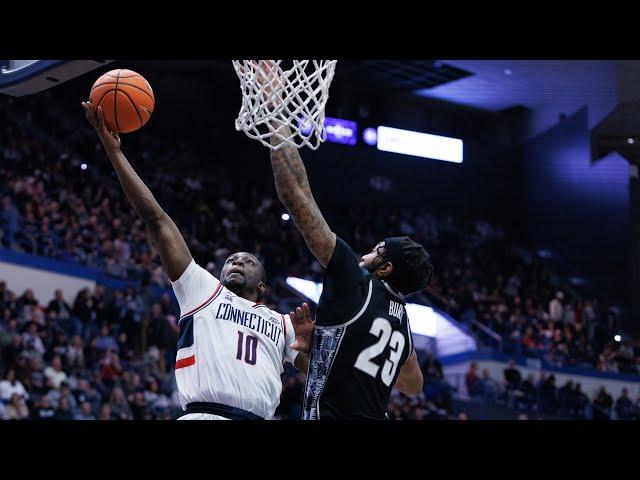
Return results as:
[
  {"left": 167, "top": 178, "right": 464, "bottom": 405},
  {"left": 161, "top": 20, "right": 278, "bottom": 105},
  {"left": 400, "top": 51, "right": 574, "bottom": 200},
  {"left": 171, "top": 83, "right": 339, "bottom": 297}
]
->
[{"left": 232, "top": 60, "right": 338, "bottom": 150}]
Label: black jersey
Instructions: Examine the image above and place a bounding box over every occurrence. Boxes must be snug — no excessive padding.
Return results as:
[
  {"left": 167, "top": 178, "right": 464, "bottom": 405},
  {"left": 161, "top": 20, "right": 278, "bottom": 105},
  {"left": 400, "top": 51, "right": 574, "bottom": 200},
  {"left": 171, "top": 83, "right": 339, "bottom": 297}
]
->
[{"left": 302, "top": 236, "right": 414, "bottom": 420}]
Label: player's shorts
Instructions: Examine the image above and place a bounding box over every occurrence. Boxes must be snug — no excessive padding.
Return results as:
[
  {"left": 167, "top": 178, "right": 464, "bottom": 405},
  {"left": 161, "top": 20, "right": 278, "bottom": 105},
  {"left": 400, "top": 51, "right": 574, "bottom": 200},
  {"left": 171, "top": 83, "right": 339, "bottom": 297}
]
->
[
  {"left": 177, "top": 402, "right": 265, "bottom": 420},
  {"left": 178, "top": 413, "right": 230, "bottom": 420}
]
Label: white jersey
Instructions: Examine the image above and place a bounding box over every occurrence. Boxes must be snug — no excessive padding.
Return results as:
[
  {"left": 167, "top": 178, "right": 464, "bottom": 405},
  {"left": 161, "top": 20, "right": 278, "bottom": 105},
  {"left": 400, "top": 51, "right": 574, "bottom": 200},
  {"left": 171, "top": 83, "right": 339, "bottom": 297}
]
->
[{"left": 171, "top": 260, "right": 298, "bottom": 420}]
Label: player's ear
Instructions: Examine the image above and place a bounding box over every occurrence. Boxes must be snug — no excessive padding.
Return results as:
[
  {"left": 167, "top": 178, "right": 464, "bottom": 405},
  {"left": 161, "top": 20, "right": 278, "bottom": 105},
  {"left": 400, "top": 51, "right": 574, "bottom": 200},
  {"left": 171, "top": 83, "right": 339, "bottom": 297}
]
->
[
  {"left": 379, "top": 261, "right": 393, "bottom": 278},
  {"left": 257, "top": 282, "right": 266, "bottom": 297}
]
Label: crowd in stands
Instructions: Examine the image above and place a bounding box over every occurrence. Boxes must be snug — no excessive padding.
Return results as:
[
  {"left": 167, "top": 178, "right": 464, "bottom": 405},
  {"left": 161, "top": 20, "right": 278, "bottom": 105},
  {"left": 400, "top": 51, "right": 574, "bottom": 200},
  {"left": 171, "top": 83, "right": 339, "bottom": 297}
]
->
[
  {"left": 0, "top": 92, "right": 638, "bottom": 420},
  {"left": 460, "top": 358, "right": 640, "bottom": 419}
]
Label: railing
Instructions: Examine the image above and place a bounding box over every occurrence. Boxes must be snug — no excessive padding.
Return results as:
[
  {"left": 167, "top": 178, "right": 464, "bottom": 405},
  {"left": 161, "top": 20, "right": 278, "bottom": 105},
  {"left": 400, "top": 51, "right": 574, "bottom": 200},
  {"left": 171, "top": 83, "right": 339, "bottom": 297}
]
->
[{"left": 469, "top": 319, "right": 503, "bottom": 352}]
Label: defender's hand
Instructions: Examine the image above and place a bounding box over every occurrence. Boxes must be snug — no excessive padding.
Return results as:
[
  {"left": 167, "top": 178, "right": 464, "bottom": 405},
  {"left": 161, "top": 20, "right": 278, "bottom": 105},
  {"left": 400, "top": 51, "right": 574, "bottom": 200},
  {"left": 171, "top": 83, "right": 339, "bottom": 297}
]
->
[
  {"left": 289, "top": 302, "right": 315, "bottom": 354},
  {"left": 82, "top": 101, "right": 121, "bottom": 152}
]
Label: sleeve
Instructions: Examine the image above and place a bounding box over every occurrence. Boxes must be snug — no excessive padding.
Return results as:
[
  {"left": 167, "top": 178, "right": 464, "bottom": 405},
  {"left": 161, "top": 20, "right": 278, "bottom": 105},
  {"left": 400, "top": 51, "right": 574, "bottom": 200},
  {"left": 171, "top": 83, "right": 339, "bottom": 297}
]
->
[
  {"left": 170, "top": 259, "right": 221, "bottom": 318},
  {"left": 282, "top": 314, "right": 299, "bottom": 365},
  {"left": 316, "top": 236, "right": 370, "bottom": 328}
]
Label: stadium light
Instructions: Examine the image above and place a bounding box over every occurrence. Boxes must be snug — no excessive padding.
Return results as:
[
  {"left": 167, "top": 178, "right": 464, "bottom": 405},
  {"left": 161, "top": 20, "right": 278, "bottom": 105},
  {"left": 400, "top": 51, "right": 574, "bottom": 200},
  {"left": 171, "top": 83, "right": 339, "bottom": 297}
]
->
[
  {"left": 80, "top": 163, "right": 87, "bottom": 171},
  {"left": 376, "top": 126, "right": 463, "bottom": 163},
  {"left": 614, "top": 335, "right": 622, "bottom": 342},
  {"left": 281, "top": 213, "right": 290, "bottom": 221},
  {"left": 363, "top": 127, "right": 378, "bottom": 146}
]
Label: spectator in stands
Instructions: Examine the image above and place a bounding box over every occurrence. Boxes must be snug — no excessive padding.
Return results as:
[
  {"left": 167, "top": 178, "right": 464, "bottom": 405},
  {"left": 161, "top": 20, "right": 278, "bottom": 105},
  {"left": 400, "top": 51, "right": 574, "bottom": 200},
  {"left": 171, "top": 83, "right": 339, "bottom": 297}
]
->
[
  {"left": 0, "top": 196, "right": 21, "bottom": 249},
  {"left": 16, "top": 289, "right": 38, "bottom": 323},
  {"left": 0, "top": 368, "right": 29, "bottom": 403},
  {"left": 147, "top": 303, "right": 174, "bottom": 373},
  {"left": 521, "top": 327, "right": 537, "bottom": 355},
  {"left": 98, "top": 402, "right": 114, "bottom": 421},
  {"left": 557, "top": 380, "right": 574, "bottom": 414},
  {"left": 6, "top": 392, "right": 29, "bottom": 420},
  {"left": 503, "top": 359, "right": 521, "bottom": 391},
  {"left": 99, "top": 350, "right": 123, "bottom": 387},
  {"left": 28, "top": 356, "right": 47, "bottom": 395},
  {"left": 109, "top": 386, "right": 132, "bottom": 420},
  {"left": 549, "top": 291, "right": 564, "bottom": 322},
  {"left": 1, "top": 334, "right": 22, "bottom": 368},
  {"left": 93, "top": 324, "right": 118, "bottom": 354},
  {"left": 65, "top": 335, "right": 85, "bottom": 374},
  {"left": 592, "top": 386, "right": 614, "bottom": 420},
  {"left": 22, "top": 322, "right": 45, "bottom": 357},
  {"left": 73, "top": 379, "right": 102, "bottom": 413},
  {"left": 614, "top": 388, "right": 633, "bottom": 420},
  {"left": 480, "top": 369, "right": 501, "bottom": 404},
  {"left": 515, "top": 374, "right": 537, "bottom": 412},
  {"left": 539, "top": 374, "right": 559, "bottom": 415},
  {"left": 0, "top": 281, "right": 13, "bottom": 306},
  {"left": 44, "top": 355, "right": 68, "bottom": 389},
  {"left": 32, "top": 395, "right": 56, "bottom": 420},
  {"left": 465, "top": 362, "right": 483, "bottom": 398},
  {"left": 0, "top": 317, "right": 18, "bottom": 349},
  {"left": 72, "top": 288, "right": 94, "bottom": 340},
  {"left": 74, "top": 401, "right": 96, "bottom": 420},
  {"left": 47, "top": 289, "right": 72, "bottom": 333},
  {"left": 54, "top": 395, "right": 74, "bottom": 420},
  {"left": 130, "top": 390, "right": 149, "bottom": 420},
  {"left": 569, "top": 383, "right": 589, "bottom": 419}
]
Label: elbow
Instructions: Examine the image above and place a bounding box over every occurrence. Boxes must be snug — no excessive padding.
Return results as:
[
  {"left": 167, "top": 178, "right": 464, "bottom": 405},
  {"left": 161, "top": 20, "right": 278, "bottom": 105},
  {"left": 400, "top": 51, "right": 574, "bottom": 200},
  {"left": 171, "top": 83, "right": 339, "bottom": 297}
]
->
[
  {"left": 401, "top": 374, "right": 424, "bottom": 396},
  {"left": 141, "top": 209, "right": 165, "bottom": 226}
]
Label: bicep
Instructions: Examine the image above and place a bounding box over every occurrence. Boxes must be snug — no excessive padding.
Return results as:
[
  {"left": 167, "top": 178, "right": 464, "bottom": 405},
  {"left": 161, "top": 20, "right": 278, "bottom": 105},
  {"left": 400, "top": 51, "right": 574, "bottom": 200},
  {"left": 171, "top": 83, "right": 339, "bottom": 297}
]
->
[{"left": 146, "top": 213, "right": 192, "bottom": 281}]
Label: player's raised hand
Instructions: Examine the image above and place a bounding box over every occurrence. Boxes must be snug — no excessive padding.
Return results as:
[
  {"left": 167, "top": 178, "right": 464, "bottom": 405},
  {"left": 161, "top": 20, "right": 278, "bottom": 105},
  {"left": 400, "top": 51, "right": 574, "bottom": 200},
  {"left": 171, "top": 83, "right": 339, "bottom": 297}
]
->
[
  {"left": 81, "top": 101, "right": 121, "bottom": 152},
  {"left": 289, "top": 302, "right": 314, "bottom": 354}
]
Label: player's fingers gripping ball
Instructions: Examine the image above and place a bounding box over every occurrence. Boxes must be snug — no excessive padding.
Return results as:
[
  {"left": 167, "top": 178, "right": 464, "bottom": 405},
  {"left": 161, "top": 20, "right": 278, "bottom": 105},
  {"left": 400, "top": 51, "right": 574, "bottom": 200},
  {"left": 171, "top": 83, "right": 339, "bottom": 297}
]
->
[{"left": 89, "top": 69, "right": 155, "bottom": 134}]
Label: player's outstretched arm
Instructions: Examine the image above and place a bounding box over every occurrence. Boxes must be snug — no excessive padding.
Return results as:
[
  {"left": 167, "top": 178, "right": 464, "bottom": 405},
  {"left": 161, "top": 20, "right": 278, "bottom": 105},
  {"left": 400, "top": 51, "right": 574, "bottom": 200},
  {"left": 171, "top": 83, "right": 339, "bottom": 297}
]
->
[
  {"left": 82, "top": 102, "right": 192, "bottom": 281},
  {"left": 394, "top": 350, "right": 424, "bottom": 396},
  {"left": 269, "top": 132, "right": 336, "bottom": 268},
  {"left": 250, "top": 60, "right": 335, "bottom": 268}
]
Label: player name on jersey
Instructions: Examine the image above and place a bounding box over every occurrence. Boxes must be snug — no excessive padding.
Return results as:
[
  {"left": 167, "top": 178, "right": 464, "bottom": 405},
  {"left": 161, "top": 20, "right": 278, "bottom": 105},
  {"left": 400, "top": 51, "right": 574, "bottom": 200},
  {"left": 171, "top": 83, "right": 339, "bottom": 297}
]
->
[
  {"left": 388, "top": 300, "right": 405, "bottom": 320},
  {"left": 215, "top": 303, "right": 283, "bottom": 344}
]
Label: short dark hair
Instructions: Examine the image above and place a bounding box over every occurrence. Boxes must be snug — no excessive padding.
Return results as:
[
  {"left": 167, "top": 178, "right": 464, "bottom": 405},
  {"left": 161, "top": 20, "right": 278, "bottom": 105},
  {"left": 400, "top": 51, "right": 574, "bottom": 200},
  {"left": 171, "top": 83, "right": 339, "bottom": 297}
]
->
[{"left": 382, "top": 236, "right": 433, "bottom": 295}]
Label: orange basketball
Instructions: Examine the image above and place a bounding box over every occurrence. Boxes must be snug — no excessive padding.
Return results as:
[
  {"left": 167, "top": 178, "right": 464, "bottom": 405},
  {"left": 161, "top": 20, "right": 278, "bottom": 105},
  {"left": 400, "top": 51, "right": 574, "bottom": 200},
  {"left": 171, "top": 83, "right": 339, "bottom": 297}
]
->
[{"left": 89, "top": 69, "right": 154, "bottom": 134}]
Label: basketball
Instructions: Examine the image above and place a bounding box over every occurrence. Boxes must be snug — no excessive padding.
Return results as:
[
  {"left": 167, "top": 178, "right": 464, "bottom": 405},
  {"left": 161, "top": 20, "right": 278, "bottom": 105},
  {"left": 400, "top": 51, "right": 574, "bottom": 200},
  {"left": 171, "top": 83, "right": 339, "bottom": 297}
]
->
[{"left": 89, "top": 69, "right": 154, "bottom": 134}]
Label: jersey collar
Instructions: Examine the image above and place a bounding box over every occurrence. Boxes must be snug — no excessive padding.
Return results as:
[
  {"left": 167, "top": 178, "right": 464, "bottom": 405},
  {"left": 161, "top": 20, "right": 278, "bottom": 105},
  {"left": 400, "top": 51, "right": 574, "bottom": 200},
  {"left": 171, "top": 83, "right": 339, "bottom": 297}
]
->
[{"left": 379, "top": 279, "right": 406, "bottom": 305}]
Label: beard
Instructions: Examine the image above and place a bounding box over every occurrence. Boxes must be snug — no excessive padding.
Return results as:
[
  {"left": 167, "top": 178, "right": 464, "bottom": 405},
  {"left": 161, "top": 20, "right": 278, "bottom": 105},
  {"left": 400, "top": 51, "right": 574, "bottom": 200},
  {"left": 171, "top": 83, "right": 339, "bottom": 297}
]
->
[{"left": 365, "top": 254, "right": 387, "bottom": 275}]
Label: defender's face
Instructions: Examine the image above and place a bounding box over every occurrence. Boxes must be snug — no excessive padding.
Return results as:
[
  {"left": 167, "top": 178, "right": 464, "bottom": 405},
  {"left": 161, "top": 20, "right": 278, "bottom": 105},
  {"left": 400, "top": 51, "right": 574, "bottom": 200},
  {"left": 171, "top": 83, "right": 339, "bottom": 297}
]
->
[
  {"left": 359, "top": 242, "right": 385, "bottom": 270},
  {"left": 221, "top": 252, "right": 264, "bottom": 292}
]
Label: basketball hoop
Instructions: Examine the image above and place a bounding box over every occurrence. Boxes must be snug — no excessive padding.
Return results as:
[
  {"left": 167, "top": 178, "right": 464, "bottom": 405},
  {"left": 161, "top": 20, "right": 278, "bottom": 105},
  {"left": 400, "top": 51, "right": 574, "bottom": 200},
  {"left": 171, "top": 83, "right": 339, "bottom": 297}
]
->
[{"left": 232, "top": 60, "right": 338, "bottom": 150}]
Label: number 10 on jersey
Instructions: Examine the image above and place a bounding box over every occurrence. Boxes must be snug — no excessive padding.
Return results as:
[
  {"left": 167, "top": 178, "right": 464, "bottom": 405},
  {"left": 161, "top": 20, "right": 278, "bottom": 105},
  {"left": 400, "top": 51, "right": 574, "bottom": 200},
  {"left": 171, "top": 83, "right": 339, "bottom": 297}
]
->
[{"left": 236, "top": 331, "right": 258, "bottom": 365}]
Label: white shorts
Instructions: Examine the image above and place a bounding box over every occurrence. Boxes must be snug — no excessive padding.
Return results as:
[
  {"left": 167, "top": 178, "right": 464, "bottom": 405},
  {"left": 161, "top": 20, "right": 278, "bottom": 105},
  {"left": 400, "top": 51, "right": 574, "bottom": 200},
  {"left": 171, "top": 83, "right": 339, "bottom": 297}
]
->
[{"left": 178, "top": 413, "right": 230, "bottom": 420}]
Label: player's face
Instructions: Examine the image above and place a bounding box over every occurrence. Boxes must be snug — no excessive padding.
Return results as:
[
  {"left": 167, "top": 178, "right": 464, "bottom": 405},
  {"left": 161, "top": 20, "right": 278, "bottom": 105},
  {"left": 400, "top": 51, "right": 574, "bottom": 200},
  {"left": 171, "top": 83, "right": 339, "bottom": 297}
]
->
[
  {"left": 220, "top": 252, "right": 265, "bottom": 296},
  {"left": 359, "top": 242, "right": 385, "bottom": 270}
]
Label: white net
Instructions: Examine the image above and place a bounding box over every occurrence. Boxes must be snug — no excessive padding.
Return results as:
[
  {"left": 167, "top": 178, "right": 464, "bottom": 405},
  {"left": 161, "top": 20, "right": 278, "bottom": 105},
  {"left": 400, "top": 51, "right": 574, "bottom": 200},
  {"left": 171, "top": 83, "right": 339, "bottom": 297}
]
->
[{"left": 232, "top": 60, "right": 338, "bottom": 150}]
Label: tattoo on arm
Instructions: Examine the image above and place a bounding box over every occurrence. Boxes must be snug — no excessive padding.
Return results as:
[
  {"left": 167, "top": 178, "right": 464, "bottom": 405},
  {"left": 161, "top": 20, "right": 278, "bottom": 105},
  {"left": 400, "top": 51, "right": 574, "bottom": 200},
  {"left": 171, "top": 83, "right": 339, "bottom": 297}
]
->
[{"left": 270, "top": 145, "right": 336, "bottom": 268}]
